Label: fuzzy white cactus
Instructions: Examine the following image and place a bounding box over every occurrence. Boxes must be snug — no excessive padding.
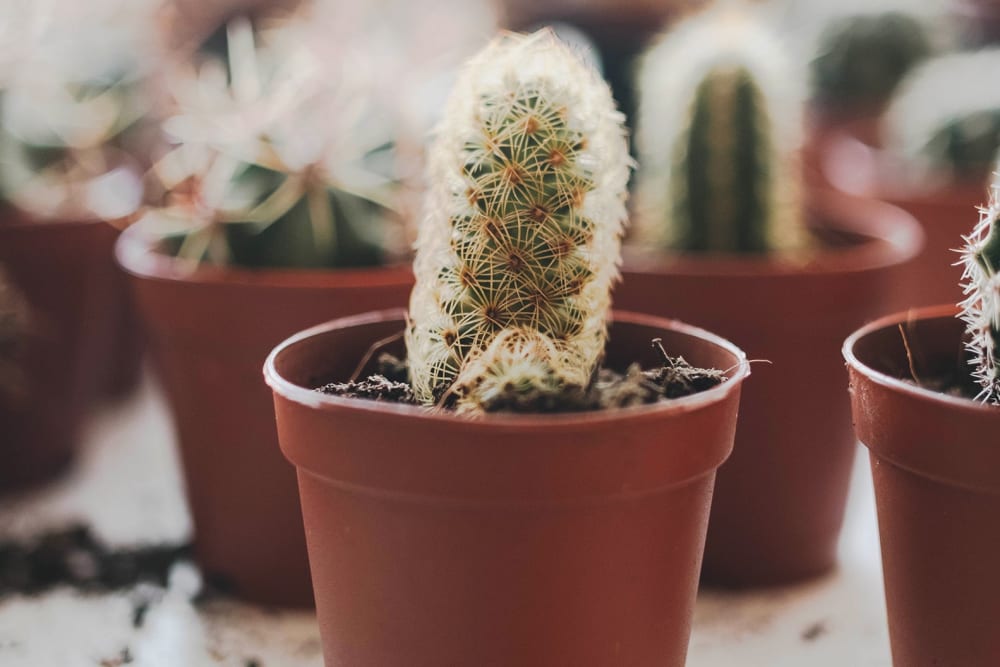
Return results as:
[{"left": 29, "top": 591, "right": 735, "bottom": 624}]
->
[
  {"left": 405, "top": 30, "right": 631, "bottom": 411},
  {"left": 634, "top": 3, "right": 806, "bottom": 253},
  {"left": 960, "top": 188, "right": 1000, "bottom": 404}
]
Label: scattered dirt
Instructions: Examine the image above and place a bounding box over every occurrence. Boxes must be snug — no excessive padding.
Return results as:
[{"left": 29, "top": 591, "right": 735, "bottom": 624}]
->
[
  {"left": 317, "top": 343, "right": 727, "bottom": 413},
  {"left": 0, "top": 525, "right": 190, "bottom": 597},
  {"left": 801, "top": 621, "right": 827, "bottom": 642}
]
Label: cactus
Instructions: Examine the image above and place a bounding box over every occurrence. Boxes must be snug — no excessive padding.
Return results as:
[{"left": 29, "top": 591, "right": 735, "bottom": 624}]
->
[
  {"left": 885, "top": 50, "right": 1000, "bottom": 185},
  {"left": 634, "top": 4, "right": 805, "bottom": 254},
  {"left": 150, "top": 14, "right": 397, "bottom": 269},
  {"left": 405, "top": 30, "right": 631, "bottom": 411},
  {"left": 960, "top": 190, "right": 1000, "bottom": 404},
  {"left": 811, "top": 10, "right": 933, "bottom": 113},
  {"left": 0, "top": 2, "right": 153, "bottom": 222}
]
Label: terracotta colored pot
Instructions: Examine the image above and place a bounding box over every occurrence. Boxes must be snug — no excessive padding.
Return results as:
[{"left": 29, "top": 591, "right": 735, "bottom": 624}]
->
[
  {"left": 94, "top": 223, "right": 145, "bottom": 401},
  {"left": 616, "top": 190, "right": 923, "bottom": 586},
  {"left": 117, "top": 226, "right": 414, "bottom": 608},
  {"left": 845, "top": 306, "right": 1000, "bottom": 666},
  {"left": 266, "top": 310, "right": 748, "bottom": 667},
  {"left": 0, "top": 215, "right": 114, "bottom": 491},
  {"left": 816, "top": 130, "right": 989, "bottom": 310}
]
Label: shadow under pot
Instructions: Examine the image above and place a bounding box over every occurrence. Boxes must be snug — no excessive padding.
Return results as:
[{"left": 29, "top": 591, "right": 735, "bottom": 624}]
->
[
  {"left": 615, "top": 190, "right": 923, "bottom": 587},
  {"left": 115, "top": 225, "right": 414, "bottom": 608},
  {"left": 845, "top": 306, "right": 1000, "bottom": 667},
  {"left": 0, "top": 213, "right": 115, "bottom": 493},
  {"left": 266, "top": 310, "right": 748, "bottom": 667}
]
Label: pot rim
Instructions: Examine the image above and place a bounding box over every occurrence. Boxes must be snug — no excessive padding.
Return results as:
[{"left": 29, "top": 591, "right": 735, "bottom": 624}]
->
[
  {"left": 264, "top": 308, "right": 750, "bottom": 429},
  {"left": 114, "top": 216, "right": 413, "bottom": 290},
  {"left": 623, "top": 188, "right": 923, "bottom": 279},
  {"left": 843, "top": 304, "right": 998, "bottom": 414}
]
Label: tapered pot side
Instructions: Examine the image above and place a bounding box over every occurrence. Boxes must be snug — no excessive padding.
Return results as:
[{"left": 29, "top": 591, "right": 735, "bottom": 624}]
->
[
  {"left": 116, "top": 225, "right": 414, "bottom": 608},
  {"left": 845, "top": 307, "right": 1000, "bottom": 667},
  {"left": 266, "top": 310, "right": 748, "bottom": 667},
  {"left": 617, "top": 189, "right": 923, "bottom": 586},
  {"left": 0, "top": 214, "right": 114, "bottom": 492}
]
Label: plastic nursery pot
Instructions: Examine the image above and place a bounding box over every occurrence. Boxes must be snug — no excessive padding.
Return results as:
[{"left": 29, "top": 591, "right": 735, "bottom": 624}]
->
[
  {"left": 266, "top": 310, "right": 749, "bottom": 667},
  {"left": 817, "top": 129, "right": 989, "bottom": 310},
  {"left": 616, "top": 189, "right": 923, "bottom": 587},
  {"left": 844, "top": 306, "right": 1000, "bottom": 667},
  {"left": 116, "top": 225, "right": 414, "bottom": 608},
  {"left": 0, "top": 212, "right": 115, "bottom": 492},
  {"left": 94, "top": 222, "right": 145, "bottom": 401}
]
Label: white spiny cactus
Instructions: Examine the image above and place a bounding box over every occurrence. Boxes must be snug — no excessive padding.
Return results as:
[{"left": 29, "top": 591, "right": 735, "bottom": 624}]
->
[
  {"left": 405, "top": 30, "right": 631, "bottom": 410},
  {"left": 960, "top": 188, "right": 1000, "bottom": 404}
]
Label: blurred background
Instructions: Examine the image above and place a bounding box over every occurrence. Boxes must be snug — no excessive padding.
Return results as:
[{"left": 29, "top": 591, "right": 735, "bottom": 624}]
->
[{"left": 1, "top": 0, "right": 1000, "bottom": 664}]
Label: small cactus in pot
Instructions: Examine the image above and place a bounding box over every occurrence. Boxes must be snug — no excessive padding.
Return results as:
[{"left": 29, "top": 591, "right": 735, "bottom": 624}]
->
[
  {"left": 883, "top": 50, "right": 1000, "bottom": 188},
  {"left": 405, "top": 29, "right": 631, "bottom": 412},
  {"left": 960, "top": 190, "right": 1000, "bottom": 404},
  {"left": 634, "top": 3, "right": 807, "bottom": 254},
  {"left": 148, "top": 12, "right": 401, "bottom": 269},
  {"left": 810, "top": 9, "right": 934, "bottom": 115}
]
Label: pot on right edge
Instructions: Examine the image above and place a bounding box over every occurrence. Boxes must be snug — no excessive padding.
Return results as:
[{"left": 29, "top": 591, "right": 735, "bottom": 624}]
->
[{"left": 845, "top": 306, "right": 1000, "bottom": 667}]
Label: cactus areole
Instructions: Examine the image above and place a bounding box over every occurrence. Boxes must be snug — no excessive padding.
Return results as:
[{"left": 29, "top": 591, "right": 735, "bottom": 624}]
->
[
  {"left": 960, "top": 191, "right": 1000, "bottom": 404},
  {"left": 405, "top": 30, "right": 631, "bottom": 410}
]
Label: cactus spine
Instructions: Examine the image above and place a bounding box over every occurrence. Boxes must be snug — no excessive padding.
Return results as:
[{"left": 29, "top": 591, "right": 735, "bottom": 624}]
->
[
  {"left": 405, "top": 30, "right": 631, "bottom": 411},
  {"left": 635, "top": 5, "right": 805, "bottom": 254},
  {"left": 960, "top": 191, "right": 1000, "bottom": 404}
]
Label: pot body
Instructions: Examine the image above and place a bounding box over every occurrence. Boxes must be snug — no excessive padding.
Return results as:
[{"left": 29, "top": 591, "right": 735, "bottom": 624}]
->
[
  {"left": 845, "top": 307, "right": 1000, "bottom": 667},
  {"left": 267, "top": 310, "right": 748, "bottom": 667},
  {"left": 616, "top": 191, "right": 922, "bottom": 586},
  {"left": 0, "top": 216, "right": 113, "bottom": 491},
  {"left": 117, "top": 226, "right": 413, "bottom": 607},
  {"left": 94, "top": 223, "right": 145, "bottom": 401}
]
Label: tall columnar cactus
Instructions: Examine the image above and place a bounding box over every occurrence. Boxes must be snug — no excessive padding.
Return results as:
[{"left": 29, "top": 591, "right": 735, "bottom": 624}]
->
[
  {"left": 811, "top": 10, "right": 933, "bottom": 113},
  {"left": 405, "top": 30, "right": 631, "bottom": 411},
  {"left": 885, "top": 50, "right": 1000, "bottom": 185},
  {"left": 960, "top": 191, "right": 1000, "bottom": 404},
  {"left": 635, "top": 5, "right": 805, "bottom": 254}
]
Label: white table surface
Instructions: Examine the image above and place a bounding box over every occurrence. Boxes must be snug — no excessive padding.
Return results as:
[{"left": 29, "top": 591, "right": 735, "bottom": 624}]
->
[{"left": 0, "top": 374, "right": 892, "bottom": 667}]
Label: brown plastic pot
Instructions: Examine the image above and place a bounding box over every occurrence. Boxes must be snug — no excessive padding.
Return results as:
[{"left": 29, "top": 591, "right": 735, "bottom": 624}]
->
[
  {"left": 816, "top": 129, "right": 989, "bottom": 310},
  {"left": 616, "top": 190, "right": 923, "bottom": 586},
  {"left": 94, "top": 223, "right": 145, "bottom": 401},
  {"left": 116, "top": 225, "right": 413, "bottom": 608},
  {"left": 266, "top": 310, "right": 749, "bottom": 667},
  {"left": 0, "top": 213, "right": 114, "bottom": 492},
  {"left": 845, "top": 306, "right": 1000, "bottom": 667}
]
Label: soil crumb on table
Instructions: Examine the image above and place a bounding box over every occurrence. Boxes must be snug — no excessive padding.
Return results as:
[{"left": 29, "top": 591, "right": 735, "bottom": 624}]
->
[{"left": 0, "top": 525, "right": 189, "bottom": 597}]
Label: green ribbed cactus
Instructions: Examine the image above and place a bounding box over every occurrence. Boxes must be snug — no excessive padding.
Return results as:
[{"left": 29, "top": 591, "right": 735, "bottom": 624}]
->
[
  {"left": 635, "top": 4, "right": 805, "bottom": 254},
  {"left": 885, "top": 51, "right": 1000, "bottom": 185},
  {"left": 405, "top": 30, "right": 630, "bottom": 412},
  {"left": 960, "top": 191, "right": 1000, "bottom": 404},
  {"left": 812, "top": 11, "right": 933, "bottom": 113}
]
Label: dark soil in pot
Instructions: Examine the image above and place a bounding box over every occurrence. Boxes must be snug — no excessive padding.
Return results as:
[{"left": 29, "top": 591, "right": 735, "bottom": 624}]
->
[
  {"left": 266, "top": 309, "right": 748, "bottom": 667},
  {"left": 116, "top": 224, "right": 414, "bottom": 608},
  {"left": 0, "top": 211, "right": 114, "bottom": 492},
  {"left": 845, "top": 306, "right": 1000, "bottom": 667},
  {"left": 615, "top": 190, "right": 923, "bottom": 587}
]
